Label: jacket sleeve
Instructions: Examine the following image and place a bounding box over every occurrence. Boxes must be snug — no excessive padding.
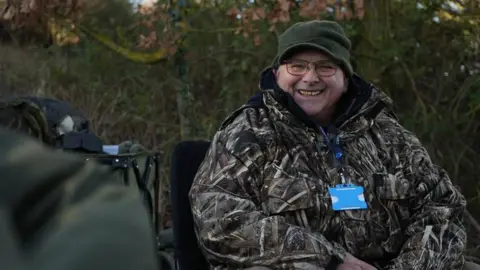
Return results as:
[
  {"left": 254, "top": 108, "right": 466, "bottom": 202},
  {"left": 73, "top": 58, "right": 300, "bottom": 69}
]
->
[
  {"left": 381, "top": 115, "right": 467, "bottom": 270},
  {"left": 189, "top": 112, "right": 348, "bottom": 269}
]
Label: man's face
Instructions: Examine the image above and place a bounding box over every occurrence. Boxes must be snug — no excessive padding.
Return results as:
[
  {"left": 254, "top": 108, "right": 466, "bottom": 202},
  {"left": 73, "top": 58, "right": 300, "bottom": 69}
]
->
[{"left": 274, "top": 50, "right": 347, "bottom": 122}]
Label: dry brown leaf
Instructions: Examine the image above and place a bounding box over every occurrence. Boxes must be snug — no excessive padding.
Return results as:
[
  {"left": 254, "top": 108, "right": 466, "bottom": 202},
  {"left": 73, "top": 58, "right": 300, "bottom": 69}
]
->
[
  {"left": 354, "top": 0, "right": 364, "bottom": 9},
  {"left": 356, "top": 8, "right": 365, "bottom": 19},
  {"left": 278, "top": 0, "right": 291, "bottom": 12},
  {"left": 299, "top": 0, "right": 328, "bottom": 18},
  {"left": 226, "top": 7, "right": 240, "bottom": 17},
  {"left": 251, "top": 7, "right": 266, "bottom": 21}
]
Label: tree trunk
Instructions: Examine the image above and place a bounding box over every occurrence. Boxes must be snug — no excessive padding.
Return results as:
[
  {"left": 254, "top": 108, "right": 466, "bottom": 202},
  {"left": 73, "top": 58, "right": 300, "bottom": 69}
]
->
[
  {"left": 353, "top": 0, "right": 391, "bottom": 82},
  {"left": 176, "top": 87, "right": 192, "bottom": 139},
  {"left": 174, "top": 43, "right": 193, "bottom": 139}
]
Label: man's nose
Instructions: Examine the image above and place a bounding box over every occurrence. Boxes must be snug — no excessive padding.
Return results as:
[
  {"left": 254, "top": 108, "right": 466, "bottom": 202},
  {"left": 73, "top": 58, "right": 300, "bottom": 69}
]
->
[{"left": 302, "top": 68, "right": 320, "bottom": 83}]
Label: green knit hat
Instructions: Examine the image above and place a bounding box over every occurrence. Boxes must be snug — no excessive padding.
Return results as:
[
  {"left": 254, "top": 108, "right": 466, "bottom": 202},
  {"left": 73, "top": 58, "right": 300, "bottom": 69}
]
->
[{"left": 272, "top": 20, "right": 353, "bottom": 77}]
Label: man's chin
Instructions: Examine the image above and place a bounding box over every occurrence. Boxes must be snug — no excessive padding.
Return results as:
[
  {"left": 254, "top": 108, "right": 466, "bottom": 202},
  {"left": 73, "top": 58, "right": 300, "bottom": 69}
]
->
[{"left": 300, "top": 107, "right": 323, "bottom": 118}]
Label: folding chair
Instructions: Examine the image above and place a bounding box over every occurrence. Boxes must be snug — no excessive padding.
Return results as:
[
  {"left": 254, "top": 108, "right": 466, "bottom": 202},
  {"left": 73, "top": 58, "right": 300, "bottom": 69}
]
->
[{"left": 170, "top": 140, "right": 211, "bottom": 270}]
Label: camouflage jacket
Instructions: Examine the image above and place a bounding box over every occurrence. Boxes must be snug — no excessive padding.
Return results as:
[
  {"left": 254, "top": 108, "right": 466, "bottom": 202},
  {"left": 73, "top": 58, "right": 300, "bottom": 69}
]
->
[{"left": 189, "top": 69, "right": 467, "bottom": 270}]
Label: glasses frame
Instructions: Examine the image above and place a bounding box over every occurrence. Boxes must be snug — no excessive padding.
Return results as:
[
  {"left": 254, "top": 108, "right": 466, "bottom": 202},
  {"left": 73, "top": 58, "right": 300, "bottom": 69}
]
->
[{"left": 282, "top": 59, "right": 339, "bottom": 77}]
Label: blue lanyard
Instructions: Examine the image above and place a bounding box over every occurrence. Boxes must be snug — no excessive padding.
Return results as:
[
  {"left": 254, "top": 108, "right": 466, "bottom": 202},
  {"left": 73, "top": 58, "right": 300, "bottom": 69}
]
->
[
  {"left": 319, "top": 126, "right": 348, "bottom": 184},
  {"left": 318, "top": 126, "right": 344, "bottom": 161}
]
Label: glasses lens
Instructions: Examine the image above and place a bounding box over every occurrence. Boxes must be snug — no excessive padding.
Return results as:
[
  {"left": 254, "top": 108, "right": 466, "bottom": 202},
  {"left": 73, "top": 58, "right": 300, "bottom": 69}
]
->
[
  {"left": 286, "top": 61, "right": 308, "bottom": 75},
  {"left": 315, "top": 62, "right": 337, "bottom": 76}
]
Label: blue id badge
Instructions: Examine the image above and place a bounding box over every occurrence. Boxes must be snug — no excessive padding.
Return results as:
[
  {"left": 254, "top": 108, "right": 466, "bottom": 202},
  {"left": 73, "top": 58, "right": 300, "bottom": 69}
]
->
[{"left": 328, "top": 184, "right": 368, "bottom": 211}]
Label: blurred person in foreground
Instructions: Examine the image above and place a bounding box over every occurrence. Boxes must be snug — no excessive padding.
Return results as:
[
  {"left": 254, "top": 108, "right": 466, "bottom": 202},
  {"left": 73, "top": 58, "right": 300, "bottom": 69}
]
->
[
  {"left": 189, "top": 20, "right": 478, "bottom": 270},
  {"left": 0, "top": 99, "right": 158, "bottom": 270}
]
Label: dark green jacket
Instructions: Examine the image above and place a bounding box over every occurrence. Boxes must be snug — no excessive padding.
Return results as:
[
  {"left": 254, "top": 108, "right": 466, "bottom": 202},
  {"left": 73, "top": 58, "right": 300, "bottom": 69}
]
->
[{"left": 0, "top": 128, "right": 158, "bottom": 270}]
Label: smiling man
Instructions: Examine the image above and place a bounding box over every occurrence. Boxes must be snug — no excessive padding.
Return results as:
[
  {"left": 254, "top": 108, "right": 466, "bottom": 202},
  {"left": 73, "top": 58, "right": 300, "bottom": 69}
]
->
[
  {"left": 275, "top": 53, "right": 348, "bottom": 126},
  {"left": 189, "top": 20, "right": 476, "bottom": 270}
]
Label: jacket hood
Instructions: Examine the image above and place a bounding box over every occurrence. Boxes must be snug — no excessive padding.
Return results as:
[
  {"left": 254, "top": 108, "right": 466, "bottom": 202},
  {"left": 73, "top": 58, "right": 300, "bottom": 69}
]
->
[{"left": 253, "top": 67, "right": 394, "bottom": 132}]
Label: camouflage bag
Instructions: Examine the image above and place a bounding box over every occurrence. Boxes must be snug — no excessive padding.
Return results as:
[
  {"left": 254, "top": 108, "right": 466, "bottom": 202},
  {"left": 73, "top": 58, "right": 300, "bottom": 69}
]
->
[{"left": 0, "top": 96, "right": 103, "bottom": 151}]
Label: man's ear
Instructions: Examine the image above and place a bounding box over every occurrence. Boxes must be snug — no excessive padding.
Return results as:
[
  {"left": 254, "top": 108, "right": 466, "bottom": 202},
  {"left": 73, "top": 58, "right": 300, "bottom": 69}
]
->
[
  {"left": 272, "top": 68, "right": 278, "bottom": 79},
  {"left": 343, "top": 77, "right": 349, "bottom": 92}
]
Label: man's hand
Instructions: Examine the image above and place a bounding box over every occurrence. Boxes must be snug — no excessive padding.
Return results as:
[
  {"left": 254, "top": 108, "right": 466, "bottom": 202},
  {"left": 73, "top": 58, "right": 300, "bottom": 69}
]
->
[{"left": 337, "top": 254, "right": 377, "bottom": 270}]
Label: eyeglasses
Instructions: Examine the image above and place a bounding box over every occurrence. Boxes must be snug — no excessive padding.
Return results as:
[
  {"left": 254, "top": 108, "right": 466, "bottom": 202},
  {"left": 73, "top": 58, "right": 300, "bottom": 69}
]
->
[{"left": 283, "top": 59, "right": 339, "bottom": 77}]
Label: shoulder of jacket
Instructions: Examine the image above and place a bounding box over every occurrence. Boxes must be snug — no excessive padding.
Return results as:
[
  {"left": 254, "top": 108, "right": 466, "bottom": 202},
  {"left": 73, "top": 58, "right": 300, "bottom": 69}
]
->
[
  {"left": 370, "top": 111, "right": 424, "bottom": 147},
  {"left": 219, "top": 102, "right": 269, "bottom": 131},
  {"left": 213, "top": 106, "right": 272, "bottom": 156},
  {"left": 374, "top": 110, "right": 403, "bottom": 130}
]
